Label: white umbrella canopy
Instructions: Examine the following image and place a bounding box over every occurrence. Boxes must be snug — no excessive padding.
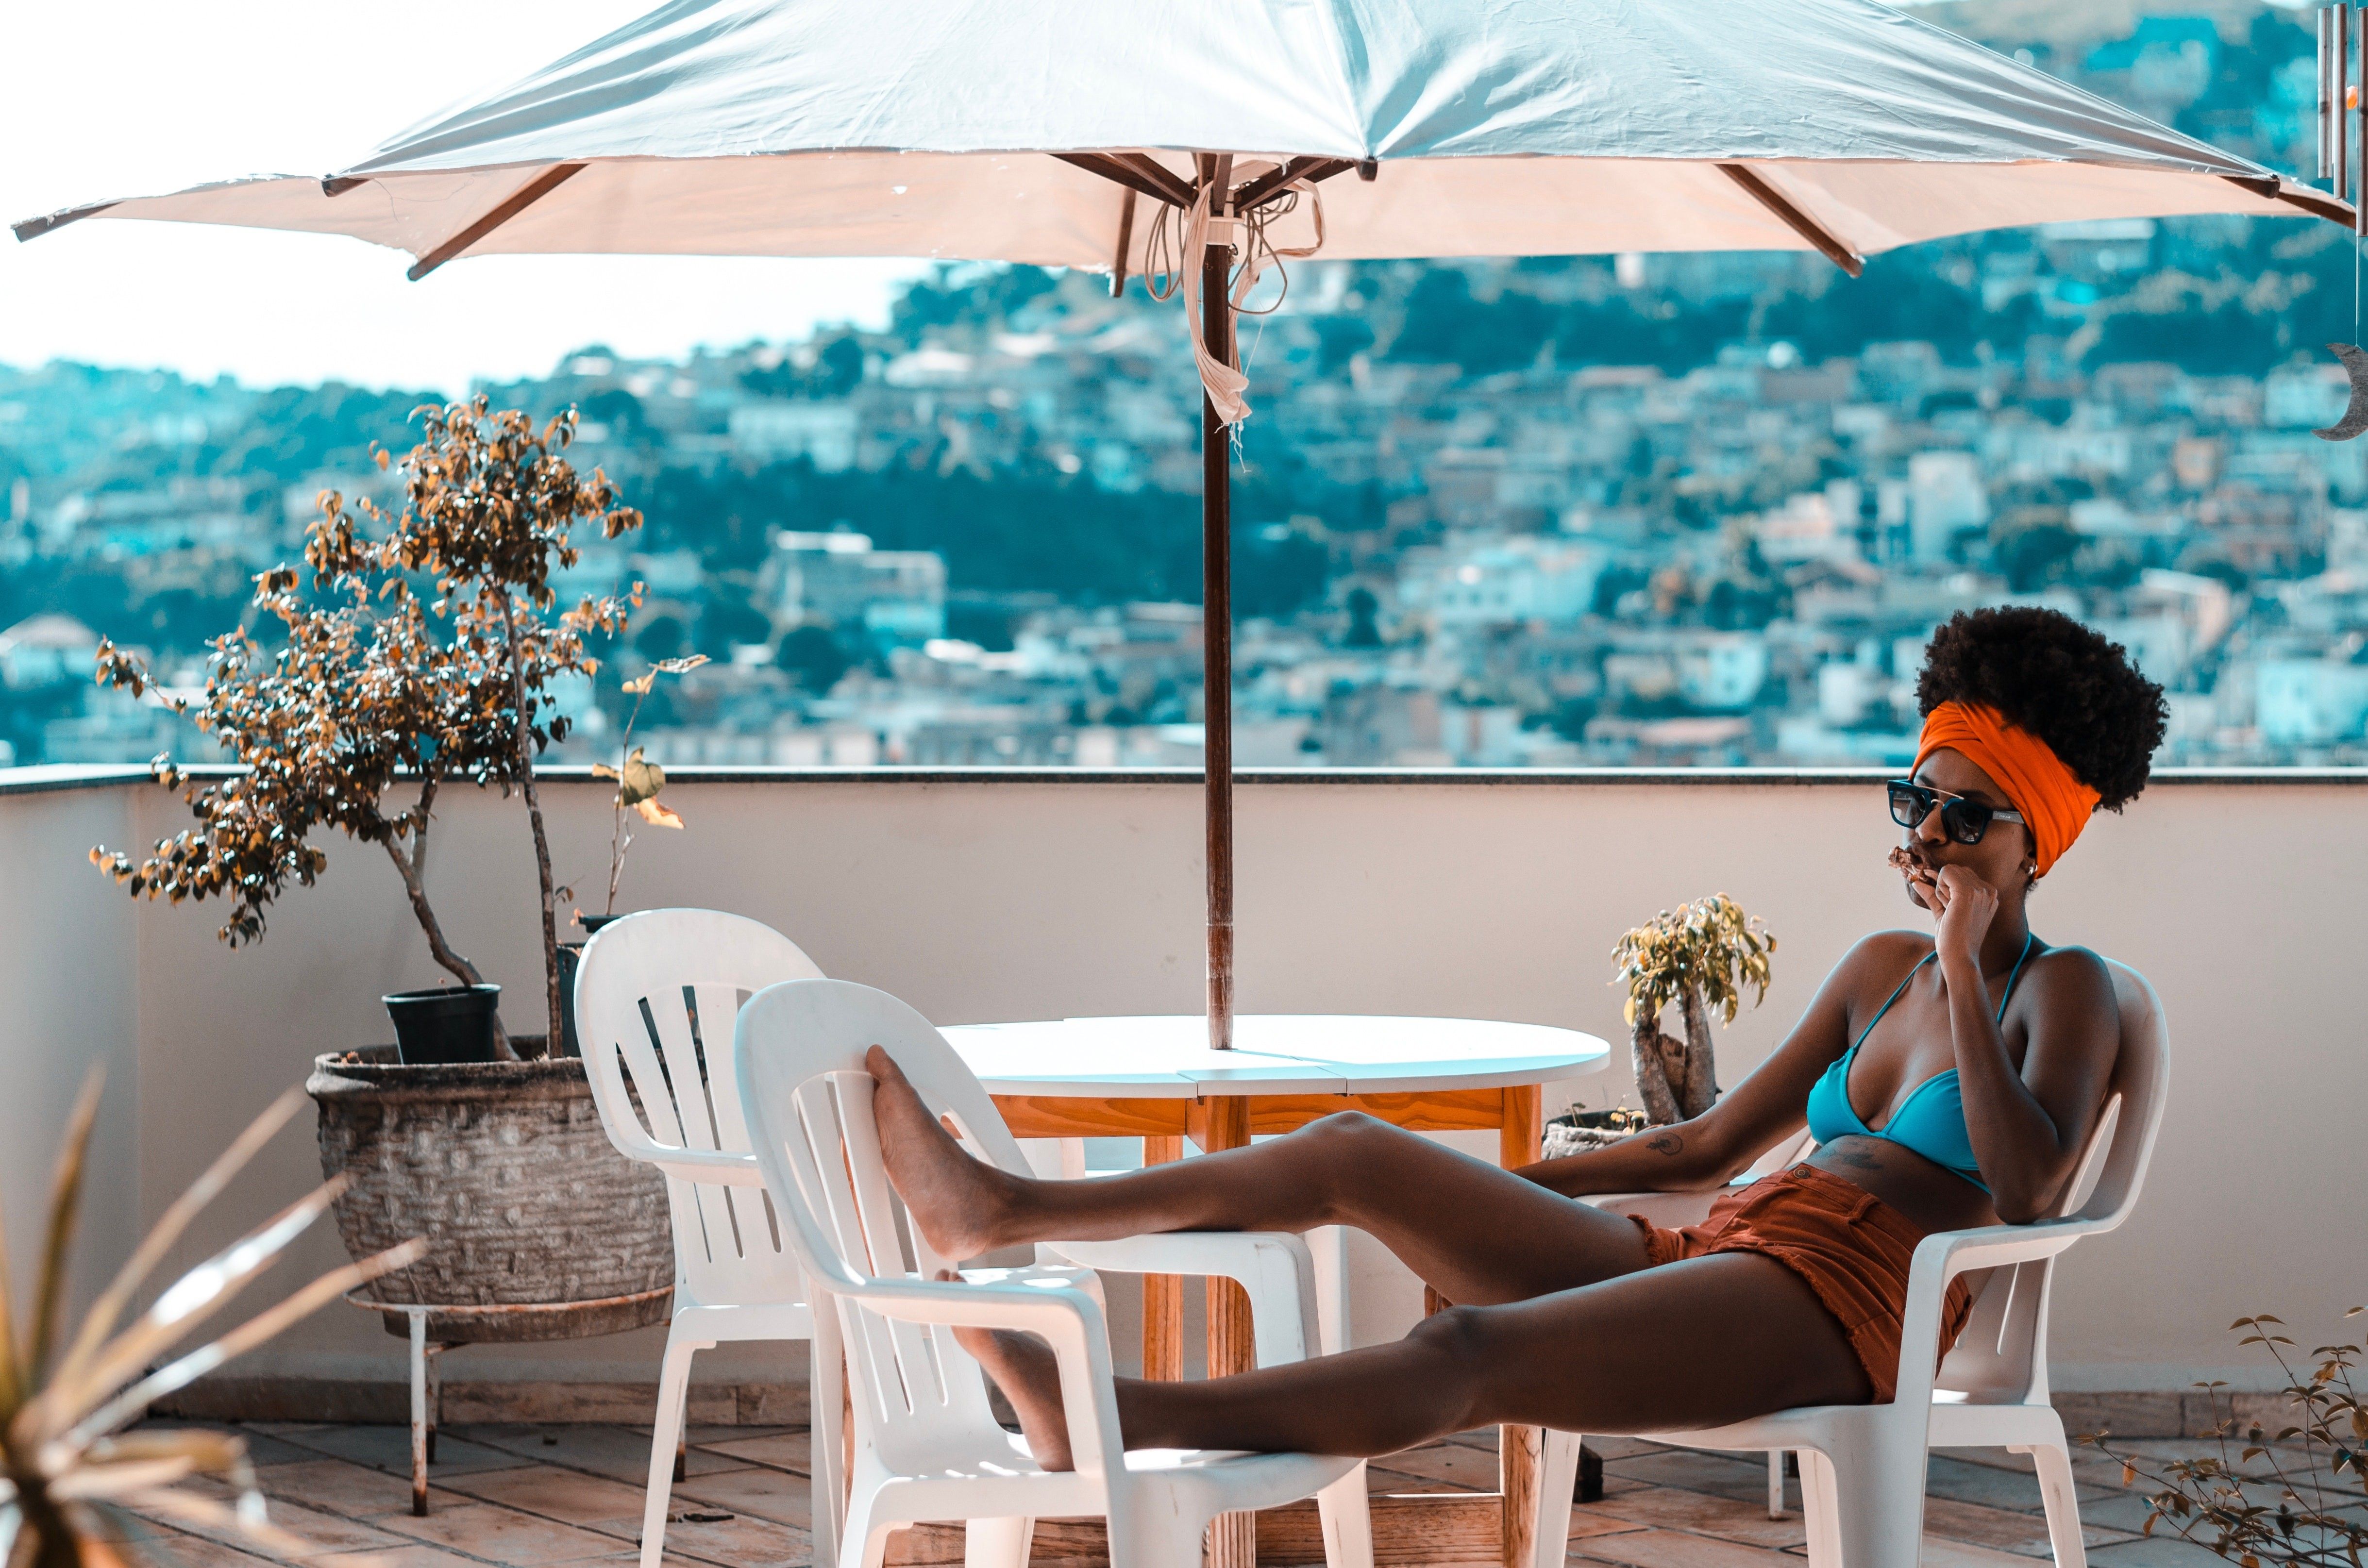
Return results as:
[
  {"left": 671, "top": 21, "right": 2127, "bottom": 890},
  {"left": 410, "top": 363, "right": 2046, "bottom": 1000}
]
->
[
  {"left": 16, "top": 0, "right": 2349, "bottom": 1064},
  {"left": 15, "top": 0, "right": 2348, "bottom": 270}
]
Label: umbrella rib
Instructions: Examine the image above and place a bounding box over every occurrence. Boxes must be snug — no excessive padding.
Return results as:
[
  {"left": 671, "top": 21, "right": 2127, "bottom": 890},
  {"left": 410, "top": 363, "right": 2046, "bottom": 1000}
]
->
[
  {"left": 1113, "top": 152, "right": 1198, "bottom": 207},
  {"left": 2221, "top": 173, "right": 2353, "bottom": 228},
  {"left": 1719, "top": 164, "right": 1864, "bottom": 277},
  {"left": 1109, "top": 187, "right": 1139, "bottom": 299},
  {"left": 404, "top": 162, "right": 587, "bottom": 282},
  {"left": 11, "top": 201, "right": 118, "bottom": 244},
  {"left": 1055, "top": 153, "right": 1189, "bottom": 208},
  {"left": 1234, "top": 157, "right": 1357, "bottom": 212}
]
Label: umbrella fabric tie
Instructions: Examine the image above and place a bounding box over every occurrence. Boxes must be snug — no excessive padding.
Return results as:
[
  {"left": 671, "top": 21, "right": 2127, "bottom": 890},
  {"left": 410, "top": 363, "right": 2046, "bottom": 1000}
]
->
[{"left": 1166, "top": 170, "right": 1327, "bottom": 429}]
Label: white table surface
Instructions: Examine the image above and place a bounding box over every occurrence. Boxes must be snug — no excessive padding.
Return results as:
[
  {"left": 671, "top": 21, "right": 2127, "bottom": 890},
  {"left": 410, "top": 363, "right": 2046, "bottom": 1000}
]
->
[{"left": 941, "top": 1013, "right": 1610, "bottom": 1098}]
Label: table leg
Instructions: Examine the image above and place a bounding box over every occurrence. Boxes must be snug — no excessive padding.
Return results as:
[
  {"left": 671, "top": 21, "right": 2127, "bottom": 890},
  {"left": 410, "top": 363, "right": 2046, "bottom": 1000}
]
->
[
  {"left": 1142, "top": 1135, "right": 1186, "bottom": 1382},
  {"left": 1498, "top": 1085, "right": 1543, "bottom": 1568},
  {"left": 1196, "top": 1099, "right": 1255, "bottom": 1568}
]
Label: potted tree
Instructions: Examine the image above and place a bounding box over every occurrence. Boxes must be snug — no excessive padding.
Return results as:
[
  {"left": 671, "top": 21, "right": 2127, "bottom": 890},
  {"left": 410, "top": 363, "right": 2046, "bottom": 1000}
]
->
[
  {"left": 89, "top": 398, "right": 675, "bottom": 1342},
  {"left": 1611, "top": 893, "right": 1777, "bottom": 1126}
]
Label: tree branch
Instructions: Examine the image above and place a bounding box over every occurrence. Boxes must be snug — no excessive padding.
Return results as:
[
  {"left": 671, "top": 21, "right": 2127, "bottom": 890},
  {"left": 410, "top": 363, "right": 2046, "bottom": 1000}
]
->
[{"left": 499, "top": 591, "right": 564, "bottom": 1055}]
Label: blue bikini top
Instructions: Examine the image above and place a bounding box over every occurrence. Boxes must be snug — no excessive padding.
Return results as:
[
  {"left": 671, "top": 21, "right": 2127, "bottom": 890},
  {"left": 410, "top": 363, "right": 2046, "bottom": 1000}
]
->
[{"left": 1802, "top": 933, "right": 2037, "bottom": 1194}]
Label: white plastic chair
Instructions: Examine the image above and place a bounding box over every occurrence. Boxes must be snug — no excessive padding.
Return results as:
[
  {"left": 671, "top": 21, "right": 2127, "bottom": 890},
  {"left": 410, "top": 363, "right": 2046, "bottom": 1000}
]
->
[
  {"left": 572, "top": 909, "right": 830, "bottom": 1568},
  {"left": 734, "top": 977, "right": 1376, "bottom": 1568},
  {"left": 1546, "top": 959, "right": 2170, "bottom": 1568}
]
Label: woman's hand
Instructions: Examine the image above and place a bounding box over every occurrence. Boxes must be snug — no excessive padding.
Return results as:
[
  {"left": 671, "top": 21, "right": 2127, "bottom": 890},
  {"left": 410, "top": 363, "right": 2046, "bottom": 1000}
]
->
[{"left": 1931, "top": 863, "right": 1998, "bottom": 967}]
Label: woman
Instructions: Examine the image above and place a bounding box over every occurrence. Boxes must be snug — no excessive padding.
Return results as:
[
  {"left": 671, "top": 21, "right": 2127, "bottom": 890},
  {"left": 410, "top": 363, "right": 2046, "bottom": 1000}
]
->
[{"left": 870, "top": 605, "right": 2166, "bottom": 1467}]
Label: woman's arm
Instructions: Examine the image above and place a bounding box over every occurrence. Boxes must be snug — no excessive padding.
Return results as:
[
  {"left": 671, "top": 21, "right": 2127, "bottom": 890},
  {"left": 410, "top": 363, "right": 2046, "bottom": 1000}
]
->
[
  {"left": 1516, "top": 935, "right": 1895, "bottom": 1199},
  {"left": 1927, "top": 867, "right": 2119, "bottom": 1223}
]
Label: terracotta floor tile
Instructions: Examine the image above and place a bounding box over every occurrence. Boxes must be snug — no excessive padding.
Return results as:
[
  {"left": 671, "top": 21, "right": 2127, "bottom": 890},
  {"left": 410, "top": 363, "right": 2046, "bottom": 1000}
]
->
[
  {"left": 1916, "top": 1535, "right": 2059, "bottom": 1567},
  {"left": 453, "top": 1425, "right": 741, "bottom": 1482},
  {"left": 2083, "top": 1536, "right": 2233, "bottom": 1566},
  {"left": 310, "top": 1548, "right": 484, "bottom": 1568},
  {"left": 693, "top": 1430, "right": 813, "bottom": 1474},
  {"left": 136, "top": 1528, "right": 284, "bottom": 1568},
  {"left": 1602, "top": 1449, "right": 1779, "bottom": 1504},
  {"left": 182, "top": 1500, "right": 412, "bottom": 1560},
  {"left": 441, "top": 1465, "right": 655, "bottom": 1527},
  {"left": 271, "top": 1426, "right": 527, "bottom": 1478},
  {"left": 255, "top": 1458, "right": 459, "bottom": 1518},
  {"left": 671, "top": 1466, "right": 815, "bottom": 1527},
  {"left": 1573, "top": 1525, "right": 1801, "bottom": 1567},
  {"left": 588, "top": 1507, "right": 811, "bottom": 1568},
  {"left": 1367, "top": 1442, "right": 1502, "bottom": 1490},
  {"left": 1924, "top": 1454, "right": 2109, "bottom": 1512},
  {"left": 1559, "top": 1503, "right": 1652, "bottom": 1541},
  {"left": 373, "top": 1501, "right": 625, "bottom": 1564},
  {"left": 1574, "top": 1484, "right": 1807, "bottom": 1551},
  {"left": 1920, "top": 1494, "right": 2135, "bottom": 1555}
]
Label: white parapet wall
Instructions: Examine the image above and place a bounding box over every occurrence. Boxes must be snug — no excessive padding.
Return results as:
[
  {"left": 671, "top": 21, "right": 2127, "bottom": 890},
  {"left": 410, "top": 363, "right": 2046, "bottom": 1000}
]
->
[{"left": 1, "top": 765, "right": 2356, "bottom": 1427}]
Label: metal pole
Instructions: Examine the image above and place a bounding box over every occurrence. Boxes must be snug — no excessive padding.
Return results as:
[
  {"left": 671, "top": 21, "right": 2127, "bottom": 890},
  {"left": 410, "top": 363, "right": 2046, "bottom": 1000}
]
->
[{"left": 1200, "top": 157, "right": 1236, "bottom": 1051}]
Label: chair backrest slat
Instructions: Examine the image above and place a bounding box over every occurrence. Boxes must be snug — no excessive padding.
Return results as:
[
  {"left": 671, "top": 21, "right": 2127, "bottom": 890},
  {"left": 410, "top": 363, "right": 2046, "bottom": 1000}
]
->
[
  {"left": 737, "top": 979, "right": 1022, "bottom": 1460},
  {"left": 574, "top": 910, "right": 825, "bottom": 1304}
]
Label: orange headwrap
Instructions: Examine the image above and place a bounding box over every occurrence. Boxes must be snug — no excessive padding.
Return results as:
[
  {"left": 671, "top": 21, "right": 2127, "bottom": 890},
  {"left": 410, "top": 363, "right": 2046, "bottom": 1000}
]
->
[{"left": 1914, "top": 702, "right": 2099, "bottom": 877}]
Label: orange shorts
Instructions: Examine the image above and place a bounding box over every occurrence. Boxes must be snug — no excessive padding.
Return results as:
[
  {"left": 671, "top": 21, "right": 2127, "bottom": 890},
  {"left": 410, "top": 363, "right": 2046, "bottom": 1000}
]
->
[{"left": 1629, "top": 1164, "right": 1973, "bottom": 1404}]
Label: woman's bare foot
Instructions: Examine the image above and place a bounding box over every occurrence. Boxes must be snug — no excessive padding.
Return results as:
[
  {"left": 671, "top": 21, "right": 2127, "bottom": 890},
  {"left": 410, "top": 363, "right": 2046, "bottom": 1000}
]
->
[
  {"left": 867, "top": 1045, "right": 1023, "bottom": 1261},
  {"left": 952, "top": 1318, "right": 1075, "bottom": 1471}
]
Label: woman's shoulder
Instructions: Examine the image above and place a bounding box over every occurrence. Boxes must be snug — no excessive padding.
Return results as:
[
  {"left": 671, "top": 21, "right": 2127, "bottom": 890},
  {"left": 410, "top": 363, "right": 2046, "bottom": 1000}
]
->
[
  {"left": 1844, "top": 929, "right": 1938, "bottom": 972},
  {"left": 2022, "top": 942, "right": 2117, "bottom": 998}
]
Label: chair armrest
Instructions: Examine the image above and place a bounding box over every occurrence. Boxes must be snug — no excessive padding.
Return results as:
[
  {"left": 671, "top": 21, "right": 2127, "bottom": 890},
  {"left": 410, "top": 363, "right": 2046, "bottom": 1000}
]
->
[
  {"left": 1891, "top": 1218, "right": 2103, "bottom": 1408},
  {"left": 824, "top": 1264, "right": 1125, "bottom": 1479},
  {"left": 1041, "top": 1232, "right": 1320, "bottom": 1368},
  {"left": 646, "top": 1148, "right": 768, "bottom": 1186}
]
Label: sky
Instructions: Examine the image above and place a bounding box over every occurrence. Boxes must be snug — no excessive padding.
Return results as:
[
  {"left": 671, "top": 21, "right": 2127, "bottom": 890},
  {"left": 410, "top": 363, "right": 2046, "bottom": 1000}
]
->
[{"left": 0, "top": 3, "right": 927, "bottom": 397}]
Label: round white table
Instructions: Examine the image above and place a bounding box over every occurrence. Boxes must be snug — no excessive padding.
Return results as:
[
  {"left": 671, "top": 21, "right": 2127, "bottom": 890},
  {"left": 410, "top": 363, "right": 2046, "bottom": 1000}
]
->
[{"left": 941, "top": 1013, "right": 1609, "bottom": 1568}]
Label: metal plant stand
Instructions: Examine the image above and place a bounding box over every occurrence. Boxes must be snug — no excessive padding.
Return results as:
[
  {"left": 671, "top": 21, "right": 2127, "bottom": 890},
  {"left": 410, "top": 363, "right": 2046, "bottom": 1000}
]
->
[{"left": 345, "top": 1286, "right": 674, "bottom": 1516}]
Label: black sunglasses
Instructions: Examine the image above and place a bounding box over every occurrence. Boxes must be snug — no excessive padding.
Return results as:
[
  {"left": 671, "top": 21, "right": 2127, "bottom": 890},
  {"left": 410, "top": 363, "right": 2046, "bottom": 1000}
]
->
[{"left": 1887, "top": 779, "right": 2026, "bottom": 845}]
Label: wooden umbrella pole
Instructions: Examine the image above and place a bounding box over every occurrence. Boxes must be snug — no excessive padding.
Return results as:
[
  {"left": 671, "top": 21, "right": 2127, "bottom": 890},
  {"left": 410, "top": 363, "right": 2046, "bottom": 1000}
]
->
[{"left": 1200, "top": 159, "right": 1236, "bottom": 1053}]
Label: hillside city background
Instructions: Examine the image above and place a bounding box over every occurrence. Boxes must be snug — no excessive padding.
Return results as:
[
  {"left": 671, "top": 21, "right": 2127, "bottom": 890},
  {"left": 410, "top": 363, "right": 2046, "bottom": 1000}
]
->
[{"left": 9, "top": 0, "right": 2368, "bottom": 771}]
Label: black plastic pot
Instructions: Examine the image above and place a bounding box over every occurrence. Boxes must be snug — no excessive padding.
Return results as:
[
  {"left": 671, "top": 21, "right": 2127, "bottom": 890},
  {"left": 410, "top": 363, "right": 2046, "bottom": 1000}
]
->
[
  {"left": 556, "top": 914, "right": 629, "bottom": 1058},
  {"left": 383, "top": 984, "right": 503, "bottom": 1065}
]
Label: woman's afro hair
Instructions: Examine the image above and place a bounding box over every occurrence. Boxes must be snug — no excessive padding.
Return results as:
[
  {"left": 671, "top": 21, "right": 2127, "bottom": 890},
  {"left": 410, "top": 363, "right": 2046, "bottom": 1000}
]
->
[{"left": 1915, "top": 606, "right": 2166, "bottom": 812}]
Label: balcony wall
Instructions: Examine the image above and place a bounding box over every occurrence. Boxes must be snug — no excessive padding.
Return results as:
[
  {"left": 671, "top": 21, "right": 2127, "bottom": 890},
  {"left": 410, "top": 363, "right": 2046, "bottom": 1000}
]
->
[{"left": 2, "top": 764, "right": 2358, "bottom": 1420}]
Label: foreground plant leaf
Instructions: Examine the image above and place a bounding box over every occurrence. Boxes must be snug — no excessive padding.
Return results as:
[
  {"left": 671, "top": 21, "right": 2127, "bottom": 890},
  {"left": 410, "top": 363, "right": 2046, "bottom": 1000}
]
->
[{"left": 0, "top": 1082, "right": 421, "bottom": 1568}]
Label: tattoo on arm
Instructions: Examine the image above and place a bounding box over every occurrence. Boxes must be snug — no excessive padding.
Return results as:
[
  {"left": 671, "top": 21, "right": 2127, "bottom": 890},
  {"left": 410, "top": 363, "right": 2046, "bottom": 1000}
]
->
[{"left": 1645, "top": 1131, "right": 1683, "bottom": 1157}]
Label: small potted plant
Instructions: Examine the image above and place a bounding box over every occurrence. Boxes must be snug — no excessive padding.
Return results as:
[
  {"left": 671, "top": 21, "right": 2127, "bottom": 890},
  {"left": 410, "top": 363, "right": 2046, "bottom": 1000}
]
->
[
  {"left": 1610, "top": 893, "right": 1777, "bottom": 1126},
  {"left": 89, "top": 399, "right": 675, "bottom": 1344},
  {"left": 555, "top": 653, "right": 704, "bottom": 1054}
]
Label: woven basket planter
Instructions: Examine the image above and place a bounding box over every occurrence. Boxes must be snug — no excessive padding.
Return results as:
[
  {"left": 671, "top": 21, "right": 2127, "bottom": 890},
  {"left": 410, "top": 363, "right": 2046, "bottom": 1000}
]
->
[{"left": 307, "top": 1047, "right": 673, "bottom": 1344}]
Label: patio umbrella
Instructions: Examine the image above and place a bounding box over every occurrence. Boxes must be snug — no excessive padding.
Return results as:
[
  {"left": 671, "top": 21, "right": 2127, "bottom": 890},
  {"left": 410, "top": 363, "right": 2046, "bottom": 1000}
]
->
[{"left": 18, "top": 0, "right": 2351, "bottom": 1057}]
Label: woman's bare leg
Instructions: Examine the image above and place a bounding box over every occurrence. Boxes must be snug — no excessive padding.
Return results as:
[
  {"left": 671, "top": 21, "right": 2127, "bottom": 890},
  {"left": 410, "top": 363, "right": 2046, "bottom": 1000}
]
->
[
  {"left": 869, "top": 1047, "right": 1653, "bottom": 1306},
  {"left": 957, "top": 1251, "right": 1872, "bottom": 1470}
]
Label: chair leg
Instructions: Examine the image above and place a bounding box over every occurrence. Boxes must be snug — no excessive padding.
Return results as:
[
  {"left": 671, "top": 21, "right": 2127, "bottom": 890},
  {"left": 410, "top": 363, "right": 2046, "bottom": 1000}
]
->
[
  {"left": 1108, "top": 1510, "right": 1212, "bottom": 1568},
  {"left": 812, "top": 1302, "right": 847, "bottom": 1568},
  {"left": 1528, "top": 1435, "right": 1581, "bottom": 1568},
  {"left": 841, "top": 1487, "right": 898, "bottom": 1568},
  {"left": 2029, "top": 1441, "right": 2089, "bottom": 1568},
  {"left": 1317, "top": 1462, "right": 1376, "bottom": 1568},
  {"left": 1796, "top": 1448, "right": 1843, "bottom": 1568},
  {"left": 962, "top": 1516, "right": 1035, "bottom": 1568},
  {"left": 1813, "top": 1428, "right": 1929, "bottom": 1568},
  {"left": 638, "top": 1329, "right": 701, "bottom": 1568},
  {"left": 1768, "top": 1449, "right": 1785, "bottom": 1519}
]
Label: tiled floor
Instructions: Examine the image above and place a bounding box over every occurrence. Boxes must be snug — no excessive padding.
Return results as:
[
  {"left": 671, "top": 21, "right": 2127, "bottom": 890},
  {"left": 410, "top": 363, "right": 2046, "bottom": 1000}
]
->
[{"left": 109, "top": 1419, "right": 2244, "bottom": 1567}]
